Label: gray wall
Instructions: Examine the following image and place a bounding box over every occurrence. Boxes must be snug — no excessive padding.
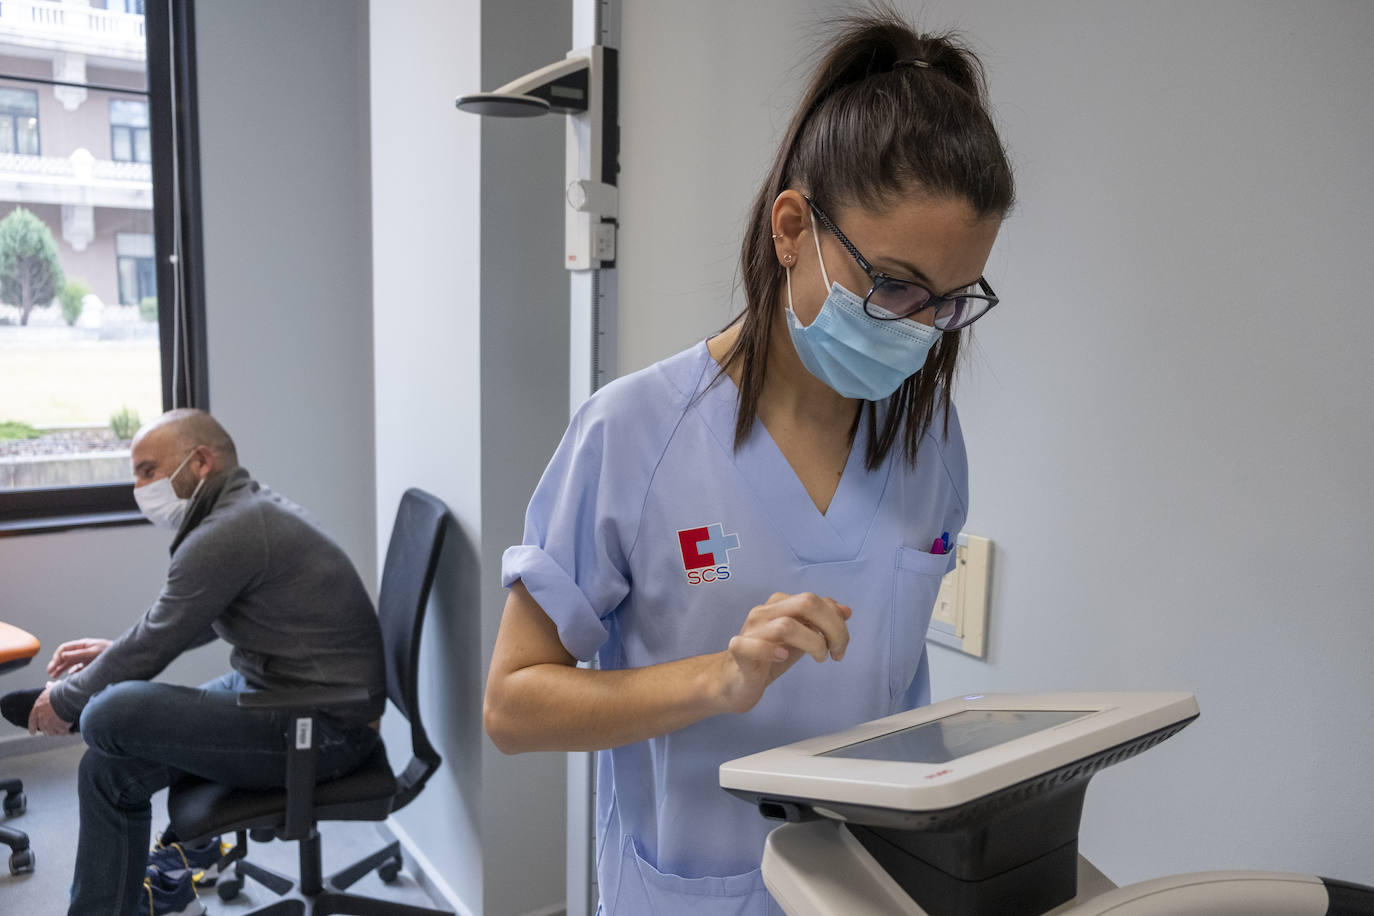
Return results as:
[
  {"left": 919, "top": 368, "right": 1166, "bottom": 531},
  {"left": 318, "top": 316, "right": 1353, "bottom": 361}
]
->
[
  {"left": 619, "top": 0, "right": 1374, "bottom": 887},
  {"left": 1, "top": 0, "right": 377, "bottom": 753},
  {"left": 477, "top": 0, "right": 574, "bottom": 912},
  {"left": 371, "top": 1, "right": 570, "bottom": 913},
  {"left": 195, "top": 0, "right": 376, "bottom": 587}
]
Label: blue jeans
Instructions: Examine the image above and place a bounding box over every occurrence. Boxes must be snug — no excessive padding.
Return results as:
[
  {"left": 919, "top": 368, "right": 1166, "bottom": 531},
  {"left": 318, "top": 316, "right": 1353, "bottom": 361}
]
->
[{"left": 69, "top": 672, "right": 379, "bottom": 916}]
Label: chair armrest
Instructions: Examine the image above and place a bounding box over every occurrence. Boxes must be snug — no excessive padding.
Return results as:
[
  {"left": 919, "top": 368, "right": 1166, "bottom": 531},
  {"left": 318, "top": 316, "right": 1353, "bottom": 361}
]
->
[{"left": 236, "top": 686, "right": 374, "bottom": 715}]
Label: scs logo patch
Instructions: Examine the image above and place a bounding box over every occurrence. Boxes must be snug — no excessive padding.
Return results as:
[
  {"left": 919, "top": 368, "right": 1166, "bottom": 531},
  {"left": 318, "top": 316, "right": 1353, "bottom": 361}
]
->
[{"left": 677, "top": 523, "right": 740, "bottom": 585}]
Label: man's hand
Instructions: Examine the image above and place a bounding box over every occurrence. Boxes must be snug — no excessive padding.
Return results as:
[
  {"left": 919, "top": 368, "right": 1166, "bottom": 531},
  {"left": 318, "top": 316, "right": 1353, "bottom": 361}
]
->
[
  {"left": 28, "top": 683, "right": 72, "bottom": 736},
  {"left": 47, "top": 638, "right": 111, "bottom": 678}
]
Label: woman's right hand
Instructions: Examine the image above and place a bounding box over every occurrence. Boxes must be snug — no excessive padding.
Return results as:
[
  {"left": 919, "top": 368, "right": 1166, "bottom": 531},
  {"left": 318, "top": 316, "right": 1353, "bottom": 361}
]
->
[
  {"left": 717, "top": 592, "right": 852, "bottom": 714},
  {"left": 46, "top": 638, "right": 112, "bottom": 678}
]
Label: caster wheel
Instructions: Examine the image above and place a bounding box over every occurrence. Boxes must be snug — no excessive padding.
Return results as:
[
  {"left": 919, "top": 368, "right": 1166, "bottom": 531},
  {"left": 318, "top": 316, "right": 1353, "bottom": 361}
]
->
[
  {"left": 378, "top": 856, "right": 402, "bottom": 883},
  {"left": 217, "top": 877, "right": 243, "bottom": 901},
  {"left": 9, "top": 847, "right": 35, "bottom": 875},
  {"left": 3, "top": 790, "right": 25, "bottom": 817}
]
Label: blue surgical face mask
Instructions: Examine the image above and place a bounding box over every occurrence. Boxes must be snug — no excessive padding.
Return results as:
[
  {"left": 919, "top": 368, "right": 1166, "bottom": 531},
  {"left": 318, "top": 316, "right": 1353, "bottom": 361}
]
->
[{"left": 784, "top": 213, "right": 941, "bottom": 400}]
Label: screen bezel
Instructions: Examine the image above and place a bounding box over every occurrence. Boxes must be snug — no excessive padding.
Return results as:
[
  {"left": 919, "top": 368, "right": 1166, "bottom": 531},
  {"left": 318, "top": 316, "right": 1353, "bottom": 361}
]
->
[{"left": 718, "top": 692, "right": 1200, "bottom": 814}]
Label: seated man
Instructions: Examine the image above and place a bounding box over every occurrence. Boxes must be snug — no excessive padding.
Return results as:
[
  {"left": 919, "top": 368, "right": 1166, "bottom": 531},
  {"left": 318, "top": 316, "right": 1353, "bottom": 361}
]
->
[{"left": 18, "top": 409, "right": 385, "bottom": 916}]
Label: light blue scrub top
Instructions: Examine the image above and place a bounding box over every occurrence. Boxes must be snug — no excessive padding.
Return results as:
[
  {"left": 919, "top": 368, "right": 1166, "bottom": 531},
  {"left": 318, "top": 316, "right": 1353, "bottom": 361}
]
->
[{"left": 502, "top": 341, "right": 967, "bottom": 916}]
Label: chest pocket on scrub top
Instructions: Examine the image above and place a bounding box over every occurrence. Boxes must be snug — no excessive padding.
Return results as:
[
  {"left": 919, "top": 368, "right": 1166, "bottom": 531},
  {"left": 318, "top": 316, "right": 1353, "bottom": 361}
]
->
[{"left": 888, "top": 545, "right": 950, "bottom": 701}]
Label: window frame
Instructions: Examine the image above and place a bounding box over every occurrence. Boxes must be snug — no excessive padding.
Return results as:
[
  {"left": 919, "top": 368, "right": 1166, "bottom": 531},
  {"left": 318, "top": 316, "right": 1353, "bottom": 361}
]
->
[
  {"left": 116, "top": 252, "right": 157, "bottom": 304},
  {"left": 115, "top": 231, "right": 157, "bottom": 304},
  {"left": 109, "top": 97, "right": 152, "bottom": 164},
  {"left": 0, "top": 0, "right": 209, "bottom": 536},
  {"left": 0, "top": 86, "right": 40, "bottom": 156}
]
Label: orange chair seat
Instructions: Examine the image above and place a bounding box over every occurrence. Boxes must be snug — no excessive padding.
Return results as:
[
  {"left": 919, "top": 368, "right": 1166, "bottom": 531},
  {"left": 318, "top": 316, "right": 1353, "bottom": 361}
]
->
[{"left": 0, "top": 622, "right": 40, "bottom": 667}]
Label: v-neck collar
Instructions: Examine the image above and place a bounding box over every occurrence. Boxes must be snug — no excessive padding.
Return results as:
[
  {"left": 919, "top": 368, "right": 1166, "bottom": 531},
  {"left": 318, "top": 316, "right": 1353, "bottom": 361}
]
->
[{"left": 691, "top": 342, "right": 895, "bottom": 565}]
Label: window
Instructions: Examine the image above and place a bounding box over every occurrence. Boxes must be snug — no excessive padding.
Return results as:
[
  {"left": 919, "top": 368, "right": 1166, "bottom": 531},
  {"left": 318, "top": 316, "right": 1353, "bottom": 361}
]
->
[
  {"left": 0, "top": 1, "right": 208, "bottom": 533},
  {"left": 110, "top": 99, "right": 151, "bottom": 163},
  {"left": 116, "top": 232, "right": 156, "bottom": 304},
  {"left": 0, "top": 87, "right": 39, "bottom": 155}
]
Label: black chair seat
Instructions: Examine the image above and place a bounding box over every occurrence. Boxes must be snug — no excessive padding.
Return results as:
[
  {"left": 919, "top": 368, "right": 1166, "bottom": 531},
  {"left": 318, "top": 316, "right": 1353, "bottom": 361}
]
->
[{"left": 168, "top": 742, "right": 397, "bottom": 843}]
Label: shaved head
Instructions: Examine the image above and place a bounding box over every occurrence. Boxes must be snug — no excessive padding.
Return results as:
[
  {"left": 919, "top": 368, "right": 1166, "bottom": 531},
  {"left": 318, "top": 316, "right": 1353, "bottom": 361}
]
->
[
  {"left": 135, "top": 409, "right": 239, "bottom": 466},
  {"left": 131, "top": 410, "right": 239, "bottom": 493}
]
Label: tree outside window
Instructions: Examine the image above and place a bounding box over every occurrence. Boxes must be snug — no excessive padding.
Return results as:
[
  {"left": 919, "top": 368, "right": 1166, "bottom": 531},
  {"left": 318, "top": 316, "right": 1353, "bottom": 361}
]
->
[{"left": 0, "top": 206, "right": 64, "bottom": 326}]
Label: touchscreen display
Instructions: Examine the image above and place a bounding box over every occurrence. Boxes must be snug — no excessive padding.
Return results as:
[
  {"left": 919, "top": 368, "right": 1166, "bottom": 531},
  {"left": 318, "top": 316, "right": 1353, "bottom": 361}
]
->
[{"left": 822, "top": 709, "right": 1092, "bottom": 764}]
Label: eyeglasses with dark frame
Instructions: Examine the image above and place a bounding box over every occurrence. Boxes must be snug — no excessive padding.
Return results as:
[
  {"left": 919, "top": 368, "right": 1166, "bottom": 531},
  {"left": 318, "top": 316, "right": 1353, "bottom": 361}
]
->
[{"left": 804, "top": 196, "right": 999, "bottom": 331}]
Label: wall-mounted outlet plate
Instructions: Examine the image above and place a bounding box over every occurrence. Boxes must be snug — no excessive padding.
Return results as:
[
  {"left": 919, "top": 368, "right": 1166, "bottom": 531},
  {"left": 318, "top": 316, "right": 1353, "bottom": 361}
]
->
[{"left": 927, "top": 533, "right": 991, "bottom": 658}]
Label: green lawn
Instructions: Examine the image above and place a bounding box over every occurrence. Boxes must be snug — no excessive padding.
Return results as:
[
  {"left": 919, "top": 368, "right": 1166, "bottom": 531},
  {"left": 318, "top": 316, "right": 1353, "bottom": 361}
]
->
[{"left": 0, "top": 340, "right": 162, "bottom": 428}]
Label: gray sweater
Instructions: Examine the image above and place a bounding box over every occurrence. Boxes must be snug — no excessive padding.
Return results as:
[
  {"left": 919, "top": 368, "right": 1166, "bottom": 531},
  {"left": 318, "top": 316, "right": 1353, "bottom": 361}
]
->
[{"left": 49, "top": 468, "right": 385, "bottom": 726}]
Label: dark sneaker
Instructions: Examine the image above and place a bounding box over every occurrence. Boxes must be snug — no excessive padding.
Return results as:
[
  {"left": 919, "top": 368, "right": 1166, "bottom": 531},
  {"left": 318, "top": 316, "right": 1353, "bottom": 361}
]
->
[
  {"left": 0, "top": 687, "right": 78, "bottom": 732},
  {"left": 148, "top": 836, "right": 228, "bottom": 887},
  {"left": 0, "top": 688, "right": 41, "bottom": 729},
  {"left": 140, "top": 866, "right": 205, "bottom": 916}
]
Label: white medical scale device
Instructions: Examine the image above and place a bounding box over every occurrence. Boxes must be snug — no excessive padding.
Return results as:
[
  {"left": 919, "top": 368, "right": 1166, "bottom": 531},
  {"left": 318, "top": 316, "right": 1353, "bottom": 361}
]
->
[{"left": 721, "top": 692, "right": 1374, "bottom": 916}]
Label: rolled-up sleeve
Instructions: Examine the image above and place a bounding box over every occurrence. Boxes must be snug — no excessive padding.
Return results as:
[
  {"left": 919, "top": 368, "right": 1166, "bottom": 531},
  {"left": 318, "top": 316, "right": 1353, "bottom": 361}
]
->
[{"left": 502, "top": 406, "right": 635, "bottom": 662}]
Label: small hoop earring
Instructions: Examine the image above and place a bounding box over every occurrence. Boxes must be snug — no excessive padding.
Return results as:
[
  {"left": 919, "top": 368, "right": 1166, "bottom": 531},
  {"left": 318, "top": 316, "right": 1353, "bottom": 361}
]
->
[{"left": 771, "top": 234, "right": 784, "bottom": 240}]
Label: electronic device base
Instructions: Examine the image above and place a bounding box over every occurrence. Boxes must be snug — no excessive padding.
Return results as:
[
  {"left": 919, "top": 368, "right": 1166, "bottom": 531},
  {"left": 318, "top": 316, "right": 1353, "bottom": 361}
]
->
[
  {"left": 762, "top": 821, "right": 1365, "bottom": 916},
  {"left": 722, "top": 693, "right": 1374, "bottom": 915}
]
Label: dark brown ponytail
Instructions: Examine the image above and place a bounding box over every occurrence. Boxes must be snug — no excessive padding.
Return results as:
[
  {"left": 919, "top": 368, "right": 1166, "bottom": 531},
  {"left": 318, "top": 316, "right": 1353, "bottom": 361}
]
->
[{"left": 722, "top": 8, "right": 1014, "bottom": 469}]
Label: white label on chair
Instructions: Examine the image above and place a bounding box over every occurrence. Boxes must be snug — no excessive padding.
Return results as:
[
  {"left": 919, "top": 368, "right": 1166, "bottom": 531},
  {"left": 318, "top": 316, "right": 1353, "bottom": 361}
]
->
[{"left": 295, "top": 718, "right": 312, "bottom": 750}]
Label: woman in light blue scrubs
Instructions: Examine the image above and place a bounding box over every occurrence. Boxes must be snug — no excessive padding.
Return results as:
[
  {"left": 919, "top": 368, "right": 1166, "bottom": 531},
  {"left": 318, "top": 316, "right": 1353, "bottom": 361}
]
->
[{"left": 488, "top": 11, "right": 1014, "bottom": 915}]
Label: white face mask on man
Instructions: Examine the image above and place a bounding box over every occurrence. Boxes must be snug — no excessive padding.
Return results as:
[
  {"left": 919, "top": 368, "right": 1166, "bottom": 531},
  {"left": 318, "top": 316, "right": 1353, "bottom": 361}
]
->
[{"left": 133, "top": 449, "right": 204, "bottom": 531}]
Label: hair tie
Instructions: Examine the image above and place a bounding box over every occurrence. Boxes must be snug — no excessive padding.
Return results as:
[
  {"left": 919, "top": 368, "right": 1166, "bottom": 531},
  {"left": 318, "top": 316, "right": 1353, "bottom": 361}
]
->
[{"left": 894, "top": 58, "right": 931, "bottom": 70}]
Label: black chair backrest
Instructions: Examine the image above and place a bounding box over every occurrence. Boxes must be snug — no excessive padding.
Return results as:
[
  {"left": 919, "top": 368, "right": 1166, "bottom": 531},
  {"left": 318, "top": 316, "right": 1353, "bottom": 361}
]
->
[{"left": 377, "top": 487, "right": 449, "bottom": 811}]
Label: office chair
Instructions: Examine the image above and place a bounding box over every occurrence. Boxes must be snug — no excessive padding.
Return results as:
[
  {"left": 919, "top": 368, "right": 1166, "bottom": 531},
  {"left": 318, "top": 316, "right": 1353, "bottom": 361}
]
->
[
  {"left": 166, "top": 488, "right": 455, "bottom": 915},
  {"left": 0, "top": 621, "right": 40, "bottom": 875}
]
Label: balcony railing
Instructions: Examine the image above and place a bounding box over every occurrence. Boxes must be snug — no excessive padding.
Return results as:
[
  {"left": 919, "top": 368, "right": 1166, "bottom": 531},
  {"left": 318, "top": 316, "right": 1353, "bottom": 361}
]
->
[
  {"left": 0, "top": 150, "right": 149, "bottom": 182},
  {"left": 0, "top": 149, "right": 150, "bottom": 209},
  {"left": 0, "top": 0, "right": 145, "bottom": 62}
]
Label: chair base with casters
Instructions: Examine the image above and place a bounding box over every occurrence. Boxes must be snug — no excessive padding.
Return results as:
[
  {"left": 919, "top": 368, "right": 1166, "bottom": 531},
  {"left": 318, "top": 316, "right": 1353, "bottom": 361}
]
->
[
  {"left": 165, "top": 488, "right": 457, "bottom": 915},
  {"left": 1, "top": 776, "right": 34, "bottom": 875},
  {"left": 168, "top": 740, "right": 448, "bottom": 916},
  {"left": 216, "top": 829, "right": 416, "bottom": 915},
  {"left": 0, "top": 621, "right": 40, "bottom": 875}
]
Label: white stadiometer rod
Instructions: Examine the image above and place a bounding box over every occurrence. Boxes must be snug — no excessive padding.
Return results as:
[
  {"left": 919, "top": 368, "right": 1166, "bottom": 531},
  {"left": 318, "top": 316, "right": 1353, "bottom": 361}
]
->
[
  {"left": 568, "top": 2, "right": 618, "bottom": 915},
  {"left": 568, "top": 0, "right": 619, "bottom": 415}
]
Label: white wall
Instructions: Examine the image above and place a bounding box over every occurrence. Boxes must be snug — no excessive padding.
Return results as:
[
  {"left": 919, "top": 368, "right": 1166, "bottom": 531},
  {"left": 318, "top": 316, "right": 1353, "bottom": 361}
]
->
[
  {"left": 619, "top": 0, "right": 1374, "bottom": 888},
  {"left": 372, "top": 1, "right": 570, "bottom": 913},
  {"left": 371, "top": 0, "right": 486, "bottom": 909},
  {"left": 2, "top": 0, "right": 377, "bottom": 753}
]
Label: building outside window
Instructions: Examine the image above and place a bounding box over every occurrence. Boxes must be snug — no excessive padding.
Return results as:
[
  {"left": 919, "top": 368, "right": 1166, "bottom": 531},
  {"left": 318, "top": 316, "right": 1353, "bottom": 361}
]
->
[
  {"left": 0, "top": 0, "right": 206, "bottom": 529},
  {"left": 109, "top": 98, "right": 149, "bottom": 162}
]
